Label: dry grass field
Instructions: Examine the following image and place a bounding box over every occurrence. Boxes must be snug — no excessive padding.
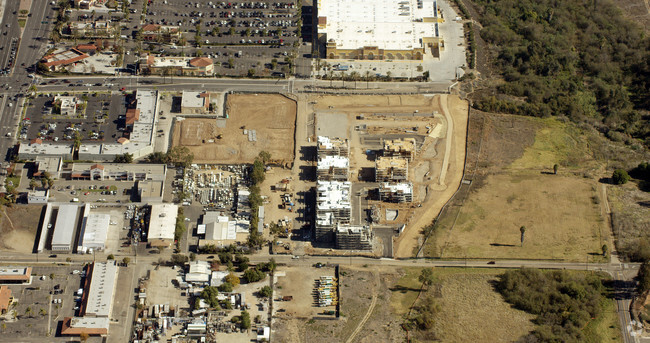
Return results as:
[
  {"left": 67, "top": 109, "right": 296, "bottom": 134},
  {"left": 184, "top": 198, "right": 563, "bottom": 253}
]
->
[
  {"left": 171, "top": 94, "right": 296, "bottom": 164},
  {"left": 434, "top": 173, "right": 606, "bottom": 260}
]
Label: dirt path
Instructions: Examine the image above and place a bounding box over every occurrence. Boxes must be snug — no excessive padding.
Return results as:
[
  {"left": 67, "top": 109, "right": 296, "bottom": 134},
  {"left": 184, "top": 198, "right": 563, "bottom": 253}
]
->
[
  {"left": 393, "top": 95, "right": 468, "bottom": 258},
  {"left": 345, "top": 270, "right": 380, "bottom": 343}
]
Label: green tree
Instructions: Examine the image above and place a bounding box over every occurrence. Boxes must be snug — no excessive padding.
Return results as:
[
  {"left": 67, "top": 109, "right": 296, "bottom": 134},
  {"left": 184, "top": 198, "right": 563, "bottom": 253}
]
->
[
  {"left": 113, "top": 152, "right": 133, "bottom": 163},
  {"left": 29, "top": 179, "right": 38, "bottom": 190},
  {"left": 171, "top": 253, "right": 189, "bottom": 266},
  {"left": 107, "top": 254, "right": 115, "bottom": 260},
  {"left": 250, "top": 159, "right": 266, "bottom": 185},
  {"left": 258, "top": 285, "right": 273, "bottom": 298},
  {"left": 258, "top": 151, "right": 271, "bottom": 165},
  {"left": 189, "top": 252, "right": 196, "bottom": 261},
  {"left": 218, "top": 282, "right": 233, "bottom": 292},
  {"left": 200, "top": 286, "right": 220, "bottom": 308},
  {"left": 243, "top": 268, "right": 266, "bottom": 283},
  {"left": 553, "top": 164, "right": 559, "bottom": 175},
  {"left": 602, "top": 244, "right": 608, "bottom": 257},
  {"left": 25, "top": 306, "right": 33, "bottom": 318},
  {"left": 122, "top": 257, "right": 131, "bottom": 266},
  {"left": 520, "top": 226, "right": 526, "bottom": 247},
  {"left": 612, "top": 169, "right": 631, "bottom": 185},
  {"left": 240, "top": 310, "right": 251, "bottom": 330},
  {"left": 39, "top": 308, "right": 47, "bottom": 317}
]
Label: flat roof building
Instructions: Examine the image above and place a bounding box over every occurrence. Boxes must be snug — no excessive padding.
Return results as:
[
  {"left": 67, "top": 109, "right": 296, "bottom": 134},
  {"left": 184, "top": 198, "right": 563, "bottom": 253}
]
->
[
  {"left": 0, "top": 267, "right": 32, "bottom": 284},
  {"left": 315, "top": 181, "right": 351, "bottom": 242},
  {"left": 0, "top": 286, "right": 12, "bottom": 314},
  {"left": 335, "top": 225, "right": 373, "bottom": 250},
  {"left": 317, "top": 136, "right": 349, "bottom": 157},
  {"left": 138, "top": 180, "right": 164, "bottom": 203},
  {"left": 181, "top": 91, "right": 211, "bottom": 114},
  {"left": 78, "top": 213, "right": 110, "bottom": 253},
  {"left": 52, "top": 204, "right": 80, "bottom": 252},
  {"left": 148, "top": 204, "right": 178, "bottom": 247},
  {"left": 18, "top": 141, "right": 74, "bottom": 160},
  {"left": 185, "top": 261, "right": 211, "bottom": 284},
  {"left": 84, "top": 261, "right": 118, "bottom": 317},
  {"left": 317, "top": 0, "right": 444, "bottom": 60},
  {"left": 61, "top": 317, "right": 109, "bottom": 336},
  {"left": 317, "top": 155, "right": 349, "bottom": 181},
  {"left": 34, "top": 156, "right": 63, "bottom": 179},
  {"left": 69, "top": 163, "right": 166, "bottom": 181},
  {"left": 27, "top": 189, "right": 49, "bottom": 204}
]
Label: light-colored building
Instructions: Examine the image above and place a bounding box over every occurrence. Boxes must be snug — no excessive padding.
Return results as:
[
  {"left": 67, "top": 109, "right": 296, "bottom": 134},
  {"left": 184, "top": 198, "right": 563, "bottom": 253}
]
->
[
  {"left": 139, "top": 55, "right": 214, "bottom": 76},
  {"left": 185, "top": 261, "right": 211, "bottom": 284},
  {"left": 28, "top": 189, "right": 49, "bottom": 204},
  {"left": 148, "top": 204, "right": 178, "bottom": 247},
  {"left": 375, "top": 156, "right": 408, "bottom": 182},
  {"left": 52, "top": 204, "right": 80, "bottom": 252},
  {"left": 68, "top": 163, "right": 166, "bottom": 181},
  {"left": 61, "top": 316, "right": 109, "bottom": 336},
  {"left": 77, "top": 213, "right": 110, "bottom": 253},
  {"left": 198, "top": 213, "right": 238, "bottom": 247},
  {"left": 383, "top": 138, "right": 416, "bottom": 161},
  {"left": 378, "top": 182, "right": 413, "bottom": 203},
  {"left": 71, "top": 20, "right": 114, "bottom": 38},
  {"left": 83, "top": 261, "right": 118, "bottom": 317},
  {"left": 34, "top": 156, "right": 63, "bottom": 179},
  {"left": 317, "top": 155, "right": 349, "bottom": 181},
  {"left": 74, "top": 0, "right": 96, "bottom": 9},
  {"left": 181, "top": 91, "right": 211, "bottom": 114},
  {"left": 317, "top": 0, "right": 444, "bottom": 60},
  {"left": 315, "top": 181, "right": 351, "bottom": 242},
  {"left": 141, "top": 24, "right": 181, "bottom": 42},
  {"left": 317, "top": 136, "right": 349, "bottom": 157},
  {"left": 0, "top": 267, "right": 32, "bottom": 284},
  {"left": 138, "top": 180, "right": 164, "bottom": 203},
  {"left": 53, "top": 95, "right": 79, "bottom": 116},
  {"left": 18, "top": 139, "right": 74, "bottom": 160}
]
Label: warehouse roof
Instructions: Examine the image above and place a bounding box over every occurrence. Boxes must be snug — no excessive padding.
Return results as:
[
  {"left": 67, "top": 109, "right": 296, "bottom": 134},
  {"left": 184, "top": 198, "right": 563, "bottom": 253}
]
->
[
  {"left": 79, "top": 213, "right": 110, "bottom": 249},
  {"left": 85, "top": 261, "right": 118, "bottom": 317},
  {"left": 148, "top": 204, "right": 178, "bottom": 242},
  {"left": 52, "top": 205, "right": 79, "bottom": 248}
]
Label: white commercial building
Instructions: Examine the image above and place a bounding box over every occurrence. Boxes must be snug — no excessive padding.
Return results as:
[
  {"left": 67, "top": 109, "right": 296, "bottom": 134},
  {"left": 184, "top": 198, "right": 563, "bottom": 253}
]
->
[
  {"left": 27, "top": 189, "right": 49, "bottom": 204},
  {"left": 315, "top": 181, "right": 351, "bottom": 241},
  {"left": 84, "top": 261, "right": 118, "bottom": 317},
  {"left": 148, "top": 204, "right": 178, "bottom": 247},
  {"left": 51, "top": 204, "right": 80, "bottom": 252},
  {"left": 185, "top": 261, "right": 211, "bottom": 284},
  {"left": 317, "top": 155, "right": 349, "bottom": 181},
  {"left": 317, "top": 0, "right": 444, "bottom": 60},
  {"left": 18, "top": 140, "right": 74, "bottom": 160},
  {"left": 78, "top": 212, "right": 110, "bottom": 253}
]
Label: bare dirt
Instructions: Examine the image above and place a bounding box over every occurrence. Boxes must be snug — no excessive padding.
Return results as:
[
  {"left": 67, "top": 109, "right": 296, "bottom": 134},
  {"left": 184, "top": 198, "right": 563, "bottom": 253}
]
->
[
  {"left": 273, "top": 266, "right": 405, "bottom": 343},
  {"left": 614, "top": 0, "right": 650, "bottom": 32},
  {"left": 393, "top": 95, "right": 469, "bottom": 258},
  {"left": 171, "top": 94, "right": 296, "bottom": 164},
  {"left": 275, "top": 266, "right": 336, "bottom": 318},
  {"left": 0, "top": 205, "right": 43, "bottom": 253}
]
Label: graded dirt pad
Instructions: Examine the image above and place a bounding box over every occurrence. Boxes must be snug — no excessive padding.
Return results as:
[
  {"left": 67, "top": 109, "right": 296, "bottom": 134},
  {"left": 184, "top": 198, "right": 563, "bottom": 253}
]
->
[
  {"left": 273, "top": 266, "right": 405, "bottom": 343},
  {"left": 313, "top": 94, "right": 439, "bottom": 113},
  {"left": 436, "top": 173, "right": 606, "bottom": 260},
  {"left": 0, "top": 205, "right": 43, "bottom": 253},
  {"left": 275, "top": 266, "right": 336, "bottom": 318},
  {"left": 171, "top": 94, "right": 296, "bottom": 164}
]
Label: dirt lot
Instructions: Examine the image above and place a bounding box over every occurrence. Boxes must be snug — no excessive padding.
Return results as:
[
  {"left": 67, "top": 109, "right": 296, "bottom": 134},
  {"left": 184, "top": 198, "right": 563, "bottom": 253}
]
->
[
  {"left": 273, "top": 266, "right": 405, "bottom": 343},
  {"left": 171, "top": 94, "right": 296, "bottom": 164},
  {"left": 615, "top": 0, "right": 650, "bottom": 32},
  {"left": 0, "top": 205, "right": 43, "bottom": 253},
  {"left": 275, "top": 266, "right": 336, "bottom": 318}
]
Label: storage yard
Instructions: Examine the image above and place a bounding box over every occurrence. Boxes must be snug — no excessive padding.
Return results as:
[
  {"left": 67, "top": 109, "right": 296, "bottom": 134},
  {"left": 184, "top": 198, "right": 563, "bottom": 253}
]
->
[{"left": 171, "top": 94, "right": 296, "bottom": 164}]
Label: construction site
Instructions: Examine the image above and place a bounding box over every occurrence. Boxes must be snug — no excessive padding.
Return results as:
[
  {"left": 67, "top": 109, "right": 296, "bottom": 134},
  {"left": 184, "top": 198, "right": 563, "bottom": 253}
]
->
[{"left": 171, "top": 94, "right": 296, "bottom": 165}]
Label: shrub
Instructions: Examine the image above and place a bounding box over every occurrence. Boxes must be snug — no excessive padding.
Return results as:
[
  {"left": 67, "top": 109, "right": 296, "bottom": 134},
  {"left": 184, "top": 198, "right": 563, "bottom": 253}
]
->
[{"left": 612, "top": 169, "right": 631, "bottom": 185}]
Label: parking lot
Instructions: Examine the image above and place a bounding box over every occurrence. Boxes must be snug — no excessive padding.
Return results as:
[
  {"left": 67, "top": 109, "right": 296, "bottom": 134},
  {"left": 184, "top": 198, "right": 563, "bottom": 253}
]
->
[
  {"left": 0, "top": 264, "right": 104, "bottom": 342},
  {"left": 21, "top": 93, "right": 125, "bottom": 143},
  {"left": 135, "top": 0, "right": 306, "bottom": 77}
]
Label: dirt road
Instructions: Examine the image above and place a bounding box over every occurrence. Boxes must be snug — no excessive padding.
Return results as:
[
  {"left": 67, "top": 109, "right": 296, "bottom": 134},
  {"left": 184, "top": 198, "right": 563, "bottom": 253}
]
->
[{"left": 393, "top": 95, "right": 468, "bottom": 258}]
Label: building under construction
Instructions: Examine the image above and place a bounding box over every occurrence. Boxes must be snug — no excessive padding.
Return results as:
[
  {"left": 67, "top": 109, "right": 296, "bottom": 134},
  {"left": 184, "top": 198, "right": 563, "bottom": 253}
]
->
[
  {"left": 378, "top": 182, "right": 413, "bottom": 203},
  {"left": 335, "top": 225, "right": 372, "bottom": 250},
  {"left": 317, "top": 155, "right": 349, "bottom": 181},
  {"left": 383, "top": 138, "right": 416, "bottom": 161},
  {"left": 375, "top": 156, "right": 409, "bottom": 182},
  {"left": 315, "top": 181, "right": 351, "bottom": 242},
  {"left": 317, "top": 136, "right": 349, "bottom": 158}
]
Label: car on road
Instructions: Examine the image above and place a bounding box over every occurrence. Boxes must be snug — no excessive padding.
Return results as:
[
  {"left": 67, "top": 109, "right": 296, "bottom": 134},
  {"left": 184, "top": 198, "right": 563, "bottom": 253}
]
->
[{"left": 120, "top": 87, "right": 126, "bottom": 91}]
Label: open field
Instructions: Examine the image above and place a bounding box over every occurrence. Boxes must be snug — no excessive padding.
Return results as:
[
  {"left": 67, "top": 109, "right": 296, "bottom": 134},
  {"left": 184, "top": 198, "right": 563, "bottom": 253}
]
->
[
  {"left": 0, "top": 205, "right": 43, "bottom": 253},
  {"left": 275, "top": 266, "right": 336, "bottom": 318},
  {"left": 171, "top": 94, "right": 296, "bottom": 165},
  {"left": 429, "top": 172, "right": 606, "bottom": 260},
  {"left": 608, "top": 183, "right": 650, "bottom": 261}
]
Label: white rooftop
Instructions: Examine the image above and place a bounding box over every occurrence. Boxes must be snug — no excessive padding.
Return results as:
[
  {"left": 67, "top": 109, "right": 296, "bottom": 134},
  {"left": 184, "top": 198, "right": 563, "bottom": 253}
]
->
[
  {"left": 70, "top": 316, "right": 110, "bottom": 329},
  {"left": 318, "top": 155, "right": 349, "bottom": 169},
  {"left": 80, "top": 213, "right": 110, "bottom": 249},
  {"left": 318, "top": 0, "right": 439, "bottom": 51},
  {"left": 19, "top": 142, "right": 73, "bottom": 157},
  {"left": 186, "top": 261, "right": 211, "bottom": 283},
  {"left": 52, "top": 205, "right": 79, "bottom": 248},
  {"left": 317, "top": 181, "right": 351, "bottom": 210},
  {"left": 85, "top": 261, "right": 118, "bottom": 317},
  {"left": 181, "top": 91, "right": 207, "bottom": 108},
  {"left": 205, "top": 216, "right": 237, "bottom": 241},
  {"left": 148, "top": 204, "right": 178, "bottom": 241},
  {"left": 380, "top": 182, "right": 413, "bottom": 194}
]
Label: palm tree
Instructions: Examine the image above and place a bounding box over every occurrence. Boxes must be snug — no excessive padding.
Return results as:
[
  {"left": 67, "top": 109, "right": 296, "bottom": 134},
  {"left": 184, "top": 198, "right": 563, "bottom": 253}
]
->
[
  {"left": 365, "top": 70, "right": 371, "bottom": 89},
  {"left": 47, "top": 179, "right": 54, "bottom": 189},
  {"left": 25, "top": 306, "right": 33, "bottom": 318},
  {"left": 520, "top": 226, "right": 526, "bottom": 247},
  {"left": 39, "top": 308, "right": 47, "bottom": 317},
  {"left": 350, "top": 71, "right": 360, "bottom": 88}
]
